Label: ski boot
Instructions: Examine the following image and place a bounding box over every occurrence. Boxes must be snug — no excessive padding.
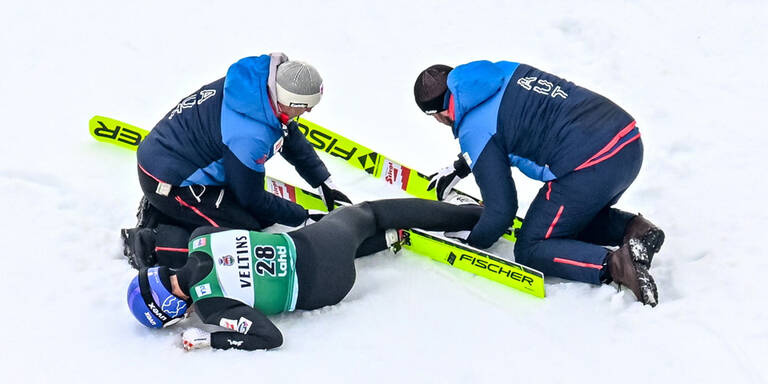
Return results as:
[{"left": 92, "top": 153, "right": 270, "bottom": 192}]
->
[
  {"left": 385, "top": 229, "right": 403, "bottom": 254},
  {"left": 623, "top": 214, "right": 665, "bottom": 267},
  {"left": 121, "top": 227, "right": 158, "bottom": 269},
  {"left": 606, "top": 244, "right": 658, "bottom": 307}
]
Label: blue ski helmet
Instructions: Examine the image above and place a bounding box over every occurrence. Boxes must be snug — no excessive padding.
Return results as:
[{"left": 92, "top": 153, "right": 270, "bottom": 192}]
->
[{"left": 127, "top": 266, "right": 189, "bottom": 328}]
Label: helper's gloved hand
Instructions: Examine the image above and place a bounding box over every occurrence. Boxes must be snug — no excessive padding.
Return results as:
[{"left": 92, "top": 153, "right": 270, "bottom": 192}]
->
[
  {"left": 317, "top": 177, "right": 352, "bottom": 211},
  {"left": 443, "top": 191, "right": 481, "bottom": 206},
  {"left": 427, "top": 153, "right": 472, "bottom": 201},
  {"left": 444, "top": 230, "right": 471, "bottom": 243},
  {"left": 182, "top": 328, "right": 211, "bottom": 351},
  {"left": 304, "top": 210, "right": 327, "bottom": 226}
]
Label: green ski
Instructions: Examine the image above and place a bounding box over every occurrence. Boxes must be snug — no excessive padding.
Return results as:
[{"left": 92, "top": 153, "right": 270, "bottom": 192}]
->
[
  {"left": 89, "top": 115, "right": 545, "bottom": 298},
  {"left": 295, "top": 119, "right": 523, "bottom": 242}
]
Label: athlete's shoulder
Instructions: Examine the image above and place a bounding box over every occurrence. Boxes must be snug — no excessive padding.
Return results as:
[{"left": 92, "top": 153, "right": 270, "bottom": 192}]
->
[
  {"left": 222, "top": 55, "right": 279, "bottom": 126},
  {"left": 448, "top": 60, "right": 505, "bottom": 92},
  {"left": 198, "top": 77, "right": 226, "bottom": 97},
  {"left": 226, "top": 55, "right": 272, "bottom": 88},
  {"left": 447, "top": 61, "right": 504, "bottom": 123},
  {"left": 449, "top": 60, "right": 520, "bottom": 81},
  {"left": 448, "top": 60, "right": 522, "bottom": 110}
]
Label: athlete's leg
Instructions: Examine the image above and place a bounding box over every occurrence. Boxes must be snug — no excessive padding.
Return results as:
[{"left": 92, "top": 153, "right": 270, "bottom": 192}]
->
[
  {"left": 294, "top": 198, "right": 483, "bottom": 260},
  {"left": 290, "top": 199, "right": 483, "bottom": 309},
  {"left": 289, "top": 203, "right": 377, "bottom": 309},
  {"left": 575, "top": 200, "right": 636, "bottom": 247},
  {"left": 126, "top": 170, "right": 263, "bottom": 269},
  {"left": 575, "top": 136, "right": 646, "bottom": 247},
  {"left": 137, "top": 167, "right": 266, "bottom": 231},
  {"left": 355, "top": 232, "right": 388, "bottom": 258},
  {"left": 366, "top": 199, "right": 483, "bottom": 233},
  {"left": 351, "top": 199, "right": 484, "bottom": 257},
  {"left": 136, "top": 225, "right": 241, "bottom": 269},
  {"left": 123, "top": 223, "right": 191, "bottom": 269},
  {"left": 514, "top": 140, "right": 643, "bottom": 284},
  {"left": 153, "top": 224, "right": 192, "bottom": 268}
]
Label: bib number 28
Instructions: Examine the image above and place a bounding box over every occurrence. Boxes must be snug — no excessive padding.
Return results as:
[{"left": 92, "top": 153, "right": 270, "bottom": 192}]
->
[{"left": 254, "top": 245, "right": 289, "bottom": 277}]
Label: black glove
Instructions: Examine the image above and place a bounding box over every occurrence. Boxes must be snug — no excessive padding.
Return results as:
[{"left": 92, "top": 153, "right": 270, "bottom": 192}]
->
[
  {"left": 317, "top": 177, "right": 352, "bottom": 211},
  {"left": 304, "top": 210, "right": 327, "bottom": 226},
  {"left": 282, "top": 120, "right": 296, "bottom": 137},
  {"left": 427, "top": 153, "right": 472, "bottom": 201}
]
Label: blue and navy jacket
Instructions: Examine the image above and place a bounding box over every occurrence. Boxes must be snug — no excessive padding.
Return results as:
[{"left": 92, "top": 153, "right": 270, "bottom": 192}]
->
[
  {"left": 448, "top": 61, "right": 637, "bottom": 247},
  {"left": 137, "top": 55, "right": 330, "bottom": 227}
]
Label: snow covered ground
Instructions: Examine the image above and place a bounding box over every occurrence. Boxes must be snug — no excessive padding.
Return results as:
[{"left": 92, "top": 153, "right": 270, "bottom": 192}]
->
[{"left": 1, "top": 1, "right": 767, "bottom": 383}]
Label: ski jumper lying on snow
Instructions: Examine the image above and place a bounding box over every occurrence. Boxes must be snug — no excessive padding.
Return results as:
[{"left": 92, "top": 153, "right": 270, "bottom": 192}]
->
[{"left": 126, "top": 198, "right": 483, "bottom": 351}]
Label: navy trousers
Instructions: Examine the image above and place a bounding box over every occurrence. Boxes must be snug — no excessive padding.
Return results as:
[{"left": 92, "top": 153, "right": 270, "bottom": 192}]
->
[{"left": 514, "top": 138, "right": 643, "bottom": 284}]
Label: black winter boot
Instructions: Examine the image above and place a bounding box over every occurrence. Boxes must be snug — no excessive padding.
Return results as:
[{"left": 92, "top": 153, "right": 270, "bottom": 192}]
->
[
  {"left": 606, "top": 244, "right": 658, "bottom": 307},
  {"left": 135, "top": 196, "right": 165, "bottom": 229},
  {"left": 121, "top": 227, "right": 158, "bottom": 269},
  {"left": 623, "top": 214, "right": 665, "bottom": 267}
]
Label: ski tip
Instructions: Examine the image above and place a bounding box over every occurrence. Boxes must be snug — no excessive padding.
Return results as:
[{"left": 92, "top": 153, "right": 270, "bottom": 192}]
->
[{"left": 89, "top": 115, "right": 149, "bottom": 151}]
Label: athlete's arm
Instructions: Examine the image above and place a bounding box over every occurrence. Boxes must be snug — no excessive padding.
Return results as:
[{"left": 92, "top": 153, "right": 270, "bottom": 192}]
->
[
  {"left": 279, "top": 120, "right": 331, "bottom": 188},
  {"left": 222, "top": 146, "right": 308, "bottom": 227},
  {"left": 195, "top": 297, "right": 283, "bottom": 351},
  {"left": 466, "top": 135, "right": 518, "bottom": 248}
]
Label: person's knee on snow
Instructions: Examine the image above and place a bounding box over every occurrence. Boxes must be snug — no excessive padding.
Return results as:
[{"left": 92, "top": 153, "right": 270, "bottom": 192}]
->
[{"left": 512, "top": 221, "right": 546, "bottom": 267}]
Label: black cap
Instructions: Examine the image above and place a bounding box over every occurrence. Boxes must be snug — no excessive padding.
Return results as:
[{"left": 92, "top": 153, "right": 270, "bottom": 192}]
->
[{"left": 414, "top": 64, "right": 453, "bottom": 114}]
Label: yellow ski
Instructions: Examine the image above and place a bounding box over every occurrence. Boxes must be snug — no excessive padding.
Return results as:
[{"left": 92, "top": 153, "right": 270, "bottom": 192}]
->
[
  {"left": 89, "top": 115, "right": 149, "bottom": 151},
  {"left": 296, "top": 119, "right": 523, "bottom": 242},
  {"left": 90, "top": 115, "right": 544, "bottom": 298},
  {"left": 401, "top": 229, "right": 545, "bottom": 298}
]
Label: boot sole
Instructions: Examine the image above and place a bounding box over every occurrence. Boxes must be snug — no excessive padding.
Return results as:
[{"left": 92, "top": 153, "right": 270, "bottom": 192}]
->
[
  {"left": 121, "top": 228, "right": 156, "bottom": 270},
  {"left": 121, "top": 228, "right": 141, "bottom": 269},
  {"left": 629, "top": 228, "right": 665, "bottom": 268},
  {"left": 634, "top": 264, "right": 658, "bottom": 307},
  {"left": 120, "top": 228, "right": 131, "bottom": 257}
]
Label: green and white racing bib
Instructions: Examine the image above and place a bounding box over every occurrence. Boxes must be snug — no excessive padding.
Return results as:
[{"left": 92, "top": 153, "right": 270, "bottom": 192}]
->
[{"left": 188, "top": 230, "right": 299, "bottom": 315}]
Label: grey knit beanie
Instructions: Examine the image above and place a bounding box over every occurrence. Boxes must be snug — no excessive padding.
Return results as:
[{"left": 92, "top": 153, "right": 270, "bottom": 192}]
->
[{"left": 275, "top": 61, "right": 323, "bottom": 108}]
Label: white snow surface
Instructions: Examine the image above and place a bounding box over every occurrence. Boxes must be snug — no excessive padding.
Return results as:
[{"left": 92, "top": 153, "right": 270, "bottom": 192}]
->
[{"left": 1, "top": 1, "right": 767, "bottom": 383}]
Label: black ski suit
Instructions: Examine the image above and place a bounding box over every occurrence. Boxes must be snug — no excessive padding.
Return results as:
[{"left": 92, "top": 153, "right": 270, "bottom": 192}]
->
[{"left": 167, "top": 198, "right": 483, "bottom": 350}]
